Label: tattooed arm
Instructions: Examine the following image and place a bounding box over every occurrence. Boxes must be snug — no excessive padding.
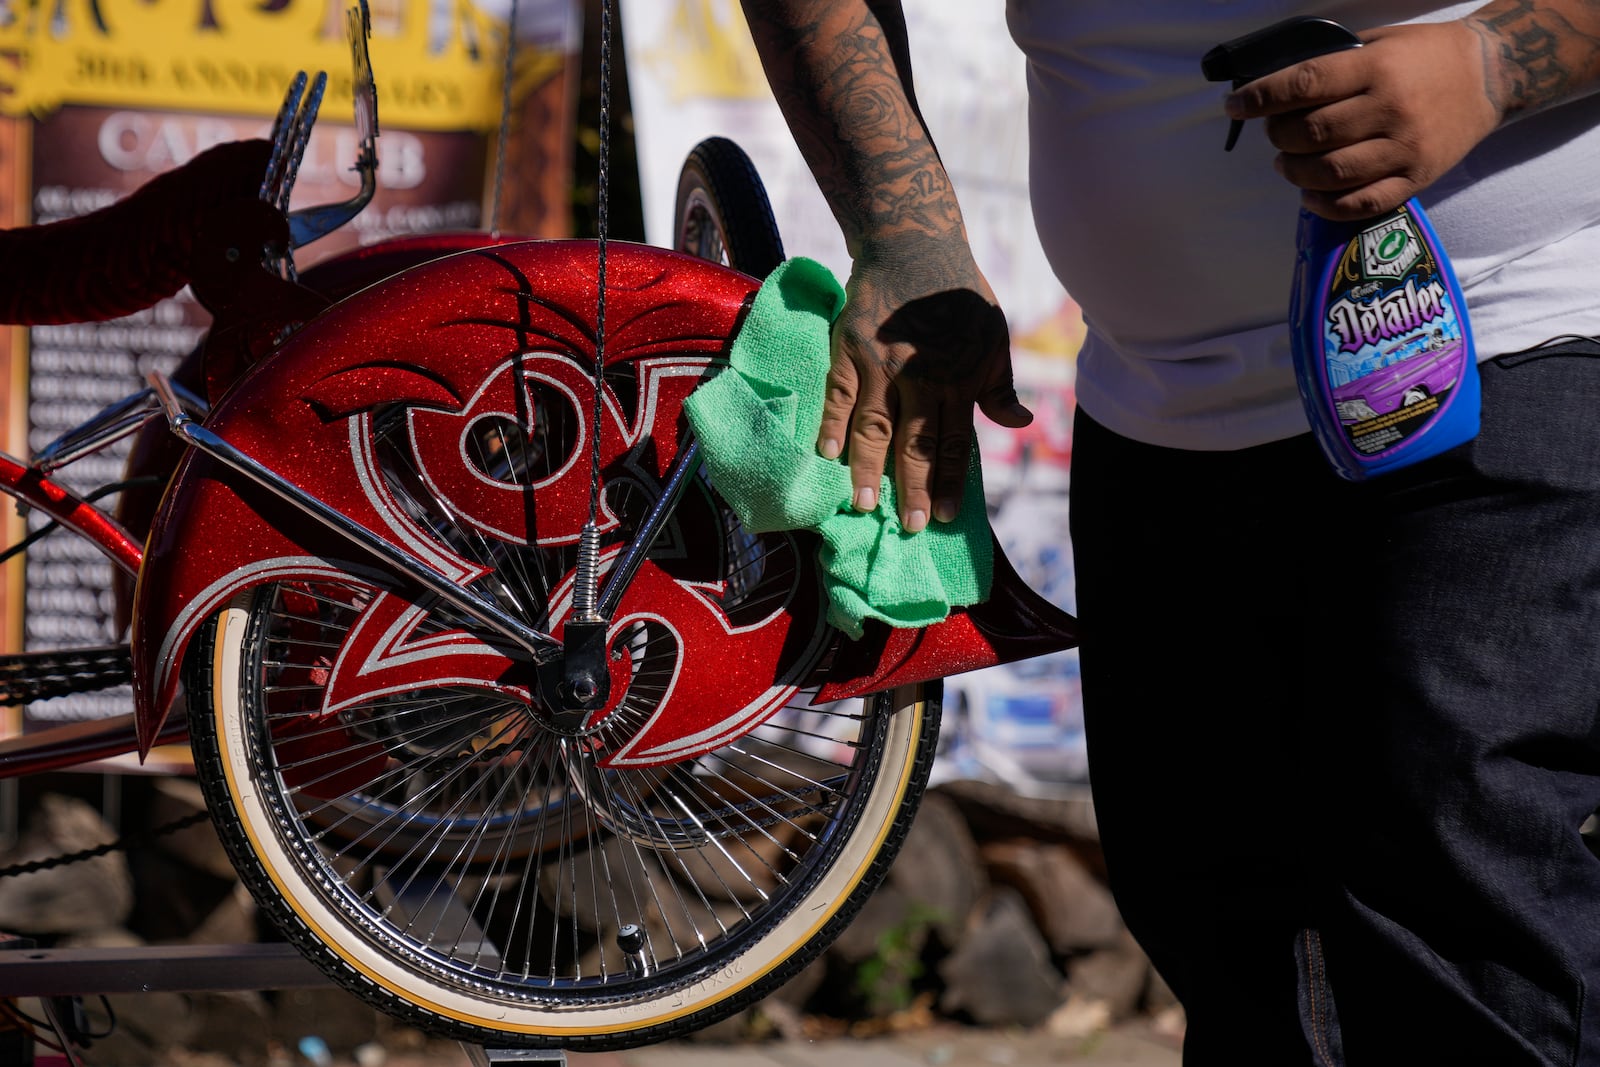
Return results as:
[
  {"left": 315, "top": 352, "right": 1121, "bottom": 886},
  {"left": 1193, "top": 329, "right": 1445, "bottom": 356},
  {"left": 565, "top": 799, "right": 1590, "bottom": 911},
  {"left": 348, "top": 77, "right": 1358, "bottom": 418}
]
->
[
  {"left": 740, "top": 0, "right": 1030, "bottom": 532},
  {"left": 1225, "top": 0, "right": 1600, "bottom": 220}
]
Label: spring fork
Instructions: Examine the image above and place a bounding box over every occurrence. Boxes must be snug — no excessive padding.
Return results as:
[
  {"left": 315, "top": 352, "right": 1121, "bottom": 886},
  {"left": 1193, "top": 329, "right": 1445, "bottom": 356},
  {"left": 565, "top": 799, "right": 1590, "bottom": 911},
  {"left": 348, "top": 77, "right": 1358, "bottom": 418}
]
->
[{"left": 575, "top": 0, "right": 615, "bottom": 625}]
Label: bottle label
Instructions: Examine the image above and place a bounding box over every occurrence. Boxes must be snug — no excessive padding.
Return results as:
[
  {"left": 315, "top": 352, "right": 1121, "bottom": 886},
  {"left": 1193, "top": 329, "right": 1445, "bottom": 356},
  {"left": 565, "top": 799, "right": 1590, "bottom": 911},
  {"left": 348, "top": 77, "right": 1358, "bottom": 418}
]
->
[{"left": 1321, "top": 207, "right": 1469, "bottom": 457}]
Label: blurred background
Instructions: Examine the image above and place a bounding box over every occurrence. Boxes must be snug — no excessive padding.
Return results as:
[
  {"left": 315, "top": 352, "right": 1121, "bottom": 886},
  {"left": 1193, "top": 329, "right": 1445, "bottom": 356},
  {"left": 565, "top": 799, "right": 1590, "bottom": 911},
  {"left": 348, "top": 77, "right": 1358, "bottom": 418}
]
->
[{"left": 0, "top": 2, "right": 1163, "bottom": 1063}]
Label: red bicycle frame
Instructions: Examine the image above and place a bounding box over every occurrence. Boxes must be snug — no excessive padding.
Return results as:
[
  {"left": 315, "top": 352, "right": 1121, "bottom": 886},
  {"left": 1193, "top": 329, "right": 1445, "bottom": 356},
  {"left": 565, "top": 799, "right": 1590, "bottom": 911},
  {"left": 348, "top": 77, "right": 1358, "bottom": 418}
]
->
[{"left": 0, "top": 236, "right": 1076, "bottom": 782}]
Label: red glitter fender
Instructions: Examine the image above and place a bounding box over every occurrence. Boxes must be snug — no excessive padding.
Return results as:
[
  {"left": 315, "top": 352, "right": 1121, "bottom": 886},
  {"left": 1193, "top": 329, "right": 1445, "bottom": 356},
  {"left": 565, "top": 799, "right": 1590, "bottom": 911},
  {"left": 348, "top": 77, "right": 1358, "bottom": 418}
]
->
[{"left": 131, "top": 240, "right": 1077, "bottom": 760}]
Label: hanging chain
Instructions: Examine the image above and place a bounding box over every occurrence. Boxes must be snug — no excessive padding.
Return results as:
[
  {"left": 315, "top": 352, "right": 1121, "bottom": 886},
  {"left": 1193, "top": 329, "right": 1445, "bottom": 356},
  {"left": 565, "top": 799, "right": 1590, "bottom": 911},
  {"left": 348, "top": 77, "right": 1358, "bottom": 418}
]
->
[
  {"left": 488, "top": 0, "right": 521, "bottom": 236},
  {"left": 573, "top": 0, "right": 612, "bottom": 622},
  {"left": 0, "top": 810, "right": 211, "bottom": 881}
]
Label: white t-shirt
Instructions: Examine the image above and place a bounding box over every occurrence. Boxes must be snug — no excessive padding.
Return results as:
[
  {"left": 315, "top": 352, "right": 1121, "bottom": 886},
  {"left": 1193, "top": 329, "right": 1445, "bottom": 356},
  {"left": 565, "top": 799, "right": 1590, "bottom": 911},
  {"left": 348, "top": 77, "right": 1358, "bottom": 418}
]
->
[{"left": 1007, "top": 0, "right": 1600, "bottom": 450}]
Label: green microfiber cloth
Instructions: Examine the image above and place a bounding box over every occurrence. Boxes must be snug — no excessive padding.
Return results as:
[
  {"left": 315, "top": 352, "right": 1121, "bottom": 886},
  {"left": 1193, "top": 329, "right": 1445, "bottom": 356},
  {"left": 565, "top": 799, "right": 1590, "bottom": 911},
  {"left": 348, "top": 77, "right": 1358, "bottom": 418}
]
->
[{"left": 683, "top": 256, "right": 992, "bottom": 639}]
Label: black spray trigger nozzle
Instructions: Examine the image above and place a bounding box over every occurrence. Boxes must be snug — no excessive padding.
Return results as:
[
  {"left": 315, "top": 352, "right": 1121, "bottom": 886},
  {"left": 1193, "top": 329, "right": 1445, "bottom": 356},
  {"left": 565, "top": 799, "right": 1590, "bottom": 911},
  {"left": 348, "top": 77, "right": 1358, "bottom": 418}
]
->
[
  {"left": 1223, "top": 117, "right": 1245, "bottom": 154},
  {"left": 1201, "top": 16, "right": 1363, "bottom": 151}
]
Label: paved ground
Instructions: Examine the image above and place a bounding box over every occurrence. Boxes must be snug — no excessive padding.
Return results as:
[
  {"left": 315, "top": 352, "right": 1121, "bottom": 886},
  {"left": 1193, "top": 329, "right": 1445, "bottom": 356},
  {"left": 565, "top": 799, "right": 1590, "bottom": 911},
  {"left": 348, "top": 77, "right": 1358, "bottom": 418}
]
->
[{"left": 421, "top": 1022, "right": 1182, "bottom": 1067}]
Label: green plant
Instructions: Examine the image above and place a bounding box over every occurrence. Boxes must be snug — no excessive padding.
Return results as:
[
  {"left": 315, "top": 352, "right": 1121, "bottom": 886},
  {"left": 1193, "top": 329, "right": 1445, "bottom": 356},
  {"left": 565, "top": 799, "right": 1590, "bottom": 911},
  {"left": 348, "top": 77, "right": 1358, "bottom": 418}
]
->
[{"left": 851, "top": 903, "right": 949, "bottom": 1017}]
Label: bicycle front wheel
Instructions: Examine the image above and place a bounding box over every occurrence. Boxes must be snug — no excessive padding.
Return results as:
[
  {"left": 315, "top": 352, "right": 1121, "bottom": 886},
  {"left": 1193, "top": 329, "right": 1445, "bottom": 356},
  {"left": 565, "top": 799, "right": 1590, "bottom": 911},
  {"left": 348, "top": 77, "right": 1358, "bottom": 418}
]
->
[
  {"left": 183, "top": 385, "right": 940, "bottom": 1046},
  {"left": 167, "top": 240, "right": 942, "bottom": 1050},
  {"left": 189, "top": 613, "right": 935, "bottom": 1047}
]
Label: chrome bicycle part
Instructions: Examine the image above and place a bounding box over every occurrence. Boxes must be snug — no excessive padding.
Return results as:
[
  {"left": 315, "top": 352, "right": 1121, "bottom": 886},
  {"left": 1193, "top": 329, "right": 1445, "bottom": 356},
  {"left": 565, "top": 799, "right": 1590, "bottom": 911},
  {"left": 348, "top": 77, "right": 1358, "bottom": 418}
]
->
[
  {"left": 31, "top": 381, "right": 206, "bottom": 474},
  {"left": 285, "top": 0, "right": 381, "bottom": 251},
  {"left": 148, "top": 372, "right": 562, "bottom": 663}
]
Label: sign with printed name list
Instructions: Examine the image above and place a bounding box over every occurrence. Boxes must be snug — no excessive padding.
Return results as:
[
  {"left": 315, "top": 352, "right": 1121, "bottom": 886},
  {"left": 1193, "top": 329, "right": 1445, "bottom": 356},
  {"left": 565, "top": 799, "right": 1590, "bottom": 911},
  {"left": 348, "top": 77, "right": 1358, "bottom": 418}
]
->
[{"left": 0, "top": 0, "right": 581, "bottom": 751}]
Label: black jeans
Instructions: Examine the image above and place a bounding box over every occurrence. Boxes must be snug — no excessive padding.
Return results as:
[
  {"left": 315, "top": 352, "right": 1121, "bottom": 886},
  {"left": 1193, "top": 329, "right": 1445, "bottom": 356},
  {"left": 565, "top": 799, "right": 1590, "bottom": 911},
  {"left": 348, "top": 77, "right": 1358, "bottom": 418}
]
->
[{"left": 1069, "top": 338, "right": 1600, "bottom": 1066}]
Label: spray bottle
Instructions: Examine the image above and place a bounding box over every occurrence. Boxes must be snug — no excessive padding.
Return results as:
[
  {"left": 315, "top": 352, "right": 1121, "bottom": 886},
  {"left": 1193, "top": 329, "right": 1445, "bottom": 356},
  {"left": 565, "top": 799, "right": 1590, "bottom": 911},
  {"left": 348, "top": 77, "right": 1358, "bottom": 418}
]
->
[{"left": 1202, "top": 17, "right": 1478, "bottom": 480}]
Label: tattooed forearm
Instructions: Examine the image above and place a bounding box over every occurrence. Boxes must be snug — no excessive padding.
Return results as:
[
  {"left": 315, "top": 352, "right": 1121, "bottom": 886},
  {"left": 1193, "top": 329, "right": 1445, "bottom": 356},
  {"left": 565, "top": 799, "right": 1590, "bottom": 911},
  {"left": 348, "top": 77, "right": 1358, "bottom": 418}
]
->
[
  {"left": 740, "top": 0, "right": 963, "bottom": 252},
  {"left": 1466, "top": 0, "right": 1600, "bottom": 118}
]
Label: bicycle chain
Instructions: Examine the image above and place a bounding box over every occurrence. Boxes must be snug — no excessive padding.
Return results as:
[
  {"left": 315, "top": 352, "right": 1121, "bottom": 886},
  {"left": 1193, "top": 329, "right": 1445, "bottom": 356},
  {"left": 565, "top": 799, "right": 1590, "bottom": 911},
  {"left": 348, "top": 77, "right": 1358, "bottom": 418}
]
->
[
  {"left": 0, "top": 810, "right": 212, "bottom": 881},
  {"left": 0, "top": 646, "right": 133, "bottom": 707}
]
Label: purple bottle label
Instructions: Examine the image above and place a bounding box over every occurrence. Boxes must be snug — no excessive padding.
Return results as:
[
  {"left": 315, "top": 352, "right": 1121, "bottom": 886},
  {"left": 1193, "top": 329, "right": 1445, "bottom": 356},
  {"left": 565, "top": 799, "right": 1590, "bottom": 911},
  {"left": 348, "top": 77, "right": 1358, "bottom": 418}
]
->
[{"left": 1320, "top": 208, "right": 1468, "bottom": 458}]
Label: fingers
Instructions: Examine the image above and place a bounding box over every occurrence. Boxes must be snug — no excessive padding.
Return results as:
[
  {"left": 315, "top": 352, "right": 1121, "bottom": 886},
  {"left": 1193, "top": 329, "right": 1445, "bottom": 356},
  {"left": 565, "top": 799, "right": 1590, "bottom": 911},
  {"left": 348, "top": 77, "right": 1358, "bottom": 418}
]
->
[
  {"left": 820, "top": 331, "right": 1013, "bottom": 534},
  {"left": 817, "top": 346, "right": 857, "bottom": 463},
  {"left": 1237, "top": 64, "right": 1417, "bottom": 219},
  {"left": 1260, "top": 95, "right": 1378, "bottom": 156},
  {"left": 891, "top": 395, "right": 968, "bottom": 534},
  {"left": 977, "top": 363, "right": 1034, "bottom": 431},
  {"left": 1263, "top": 98, "right": 1428, "bottom": 219},
  {"left": 1225, "top": 56, "right": 1410, "bottom": 218},
  {"left": 1300, "top": 175, "right": 1420, "bottom": 222},
  {"left": 1225, "top": 52, "right": 1367, "bottom": 121},
  {"left": 822, "top": 330, "right": 895, "bottom": 516},
  {"left": 1223, "top": 23, "right": 1498, "bottom": 222},
  {"left": 1273, "top": 134, "right": 1406, "bottom": 190},
  {"left": 821, "top": 262, "right": 1023, "bottom": 532}
]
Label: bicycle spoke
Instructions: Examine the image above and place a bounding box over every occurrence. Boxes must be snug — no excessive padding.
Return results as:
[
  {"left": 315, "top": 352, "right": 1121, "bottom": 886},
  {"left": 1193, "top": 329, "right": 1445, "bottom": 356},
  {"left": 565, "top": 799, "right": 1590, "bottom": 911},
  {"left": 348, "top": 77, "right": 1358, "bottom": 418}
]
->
[{"left": 197, "top": 331, "right": 921, "bottom": 1033}]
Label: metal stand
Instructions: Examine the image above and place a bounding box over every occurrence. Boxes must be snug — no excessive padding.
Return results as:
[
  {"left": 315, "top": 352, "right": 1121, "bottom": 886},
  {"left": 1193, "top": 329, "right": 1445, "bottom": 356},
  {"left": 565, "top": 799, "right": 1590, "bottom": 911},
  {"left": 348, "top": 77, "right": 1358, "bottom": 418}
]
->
[
  {"left": 0, "top": 937, "right": 329, "bottom": 1067},
  {"left": 1, "top": 940, "right": 574, "bottom": 1065},
  {"left": 3, "top": 878, "right": 587, "bottom": 1067},
  {"left": 0, "top": 941, "right": 329, "bottom": 997},
  {"left": 461, "top": 1046, "right": 568, "bottom": 1065}
]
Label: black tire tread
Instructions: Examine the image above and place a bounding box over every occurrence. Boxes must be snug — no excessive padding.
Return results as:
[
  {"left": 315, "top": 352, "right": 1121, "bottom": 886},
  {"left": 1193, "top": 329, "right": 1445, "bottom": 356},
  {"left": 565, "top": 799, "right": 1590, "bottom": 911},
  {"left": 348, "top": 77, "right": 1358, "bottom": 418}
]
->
[{"left": 673, "top": 136, "right": 785, "bottom": 280}]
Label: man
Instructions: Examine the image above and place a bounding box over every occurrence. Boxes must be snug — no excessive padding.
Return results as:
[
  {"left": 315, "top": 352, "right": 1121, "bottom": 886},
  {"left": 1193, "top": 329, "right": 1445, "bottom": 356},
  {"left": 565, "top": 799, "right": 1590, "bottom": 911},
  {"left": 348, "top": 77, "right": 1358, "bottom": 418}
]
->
[{"left": 740, "top": 1, "right": 1600, "bottom": 1063}]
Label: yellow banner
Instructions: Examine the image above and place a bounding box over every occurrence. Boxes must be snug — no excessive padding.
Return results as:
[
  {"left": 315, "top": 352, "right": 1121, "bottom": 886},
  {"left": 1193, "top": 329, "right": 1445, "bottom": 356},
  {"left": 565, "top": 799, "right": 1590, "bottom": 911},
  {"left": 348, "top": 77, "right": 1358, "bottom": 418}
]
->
[
  {"left": 0, "top": 0, "right": 559, "bottom": 130},
  {"left": 635, "top": 0, "right": 768, "bottom": 103}
]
